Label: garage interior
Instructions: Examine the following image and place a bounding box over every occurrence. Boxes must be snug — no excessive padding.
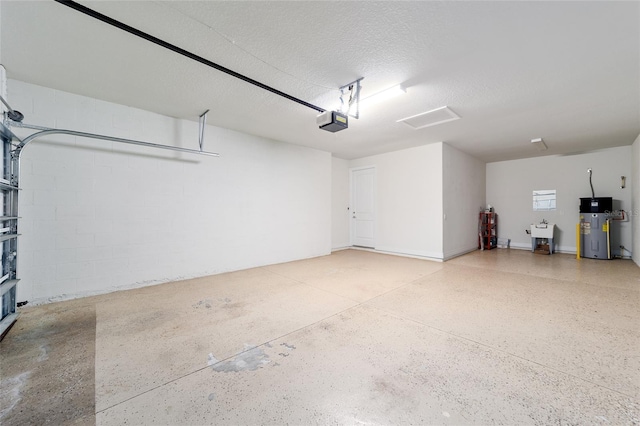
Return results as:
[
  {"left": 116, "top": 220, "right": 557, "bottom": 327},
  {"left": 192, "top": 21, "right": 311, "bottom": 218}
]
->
[{"left": 0, "top": 1, "right": 639, "bottom": 425}]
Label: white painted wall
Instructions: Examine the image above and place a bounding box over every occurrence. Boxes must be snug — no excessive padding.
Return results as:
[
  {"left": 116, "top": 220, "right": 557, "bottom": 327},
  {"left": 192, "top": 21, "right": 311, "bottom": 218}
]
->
[
  {"left": 349, "top": 143, "right": 444, "bottom": 259},
  {"left": 632, "top": 134, "right": 640, "bottom": 267},
  {"left": 331, "top": 157, "right": 350, "bottom": 250},
  {"left": 0, "top": 66, "right": 6, "bottom": 107},
  {"left": 10, "top": 80, "right": 332, "bottom": 303},
  {"left": 487, "top": 146, "right": 633, "bottom": 256},
  {"left": 443, "top": 143, "right": 486, "bottom": 260}
]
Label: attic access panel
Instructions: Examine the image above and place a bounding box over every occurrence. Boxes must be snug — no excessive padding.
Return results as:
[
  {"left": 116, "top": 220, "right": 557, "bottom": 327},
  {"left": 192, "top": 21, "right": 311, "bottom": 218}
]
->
[{"left": 397, "top": 106, "right": 460, "bottom": 130}]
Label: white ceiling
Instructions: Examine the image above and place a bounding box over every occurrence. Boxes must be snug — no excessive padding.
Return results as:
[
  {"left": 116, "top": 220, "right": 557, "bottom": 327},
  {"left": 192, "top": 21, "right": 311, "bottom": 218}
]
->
[{"left": 1, "top": 1, "right": 638, "bottom": 162}]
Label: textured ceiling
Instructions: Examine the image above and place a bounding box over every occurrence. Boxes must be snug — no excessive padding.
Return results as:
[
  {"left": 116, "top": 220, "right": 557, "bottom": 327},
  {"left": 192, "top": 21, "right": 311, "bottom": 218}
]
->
[{"left": 1, "top": 1, "right": 639, "bottom": 161}]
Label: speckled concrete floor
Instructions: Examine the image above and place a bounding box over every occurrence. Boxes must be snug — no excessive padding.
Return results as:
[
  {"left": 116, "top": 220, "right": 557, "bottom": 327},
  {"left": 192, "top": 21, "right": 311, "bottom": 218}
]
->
[{"left": 1, "top": 249, "right": 639, "bottom": 425}]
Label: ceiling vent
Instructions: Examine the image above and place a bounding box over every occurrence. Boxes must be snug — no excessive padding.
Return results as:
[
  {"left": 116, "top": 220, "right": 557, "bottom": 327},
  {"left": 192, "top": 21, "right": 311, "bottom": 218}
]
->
[{"left": 397, "top": 106, "right": 460, "bottom": 129}]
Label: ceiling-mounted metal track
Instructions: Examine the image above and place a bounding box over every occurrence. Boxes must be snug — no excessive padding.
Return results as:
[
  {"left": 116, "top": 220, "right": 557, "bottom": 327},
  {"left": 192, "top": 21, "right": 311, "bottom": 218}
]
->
[
  {"left": 54, "top": 0, "right": 326, "bottom": 114},
  {"left": 10, "top": 122, "right": 219, "bottom": 159}
]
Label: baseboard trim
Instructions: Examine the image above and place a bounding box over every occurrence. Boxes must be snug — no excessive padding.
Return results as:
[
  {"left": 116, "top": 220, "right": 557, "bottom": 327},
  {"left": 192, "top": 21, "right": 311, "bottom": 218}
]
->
[
  {"left": 443, "top": 247, "right": 478, "bottom": 261},
  {"left": 348, "top": 246, "right": 444, "bottom": 262},
  {"left": 331, "top": 246, "right": 351, "bottom": 253}
]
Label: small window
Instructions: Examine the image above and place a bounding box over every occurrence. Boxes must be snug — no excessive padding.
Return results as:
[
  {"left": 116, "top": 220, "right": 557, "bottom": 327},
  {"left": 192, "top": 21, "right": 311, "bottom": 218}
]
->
[{"left": 533, "top": 190, "right": 556, "bottom": 211}]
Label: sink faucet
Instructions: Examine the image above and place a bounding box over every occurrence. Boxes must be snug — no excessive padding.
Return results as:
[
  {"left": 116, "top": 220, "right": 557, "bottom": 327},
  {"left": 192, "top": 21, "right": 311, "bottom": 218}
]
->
[{"left": 541, "top": 219, "right": 548, "bottom": 224}]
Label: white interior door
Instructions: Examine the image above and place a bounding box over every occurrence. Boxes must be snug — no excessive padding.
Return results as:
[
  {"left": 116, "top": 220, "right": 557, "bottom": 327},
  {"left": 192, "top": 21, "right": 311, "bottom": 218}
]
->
[{"left": 350, "top": 166, "right": 376, "bottom": 248}]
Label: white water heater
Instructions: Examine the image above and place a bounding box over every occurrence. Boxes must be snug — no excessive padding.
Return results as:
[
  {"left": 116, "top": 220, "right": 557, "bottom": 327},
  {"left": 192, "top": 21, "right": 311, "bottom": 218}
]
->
[{"left": 579, "top": 197, "right": 612, "bottom": 259}]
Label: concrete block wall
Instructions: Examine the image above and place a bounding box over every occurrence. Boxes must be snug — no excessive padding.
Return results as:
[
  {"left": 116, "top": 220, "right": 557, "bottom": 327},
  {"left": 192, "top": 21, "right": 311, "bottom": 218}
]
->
[{"left": 10, "top": 80, "right": 332, "bottom": 303}]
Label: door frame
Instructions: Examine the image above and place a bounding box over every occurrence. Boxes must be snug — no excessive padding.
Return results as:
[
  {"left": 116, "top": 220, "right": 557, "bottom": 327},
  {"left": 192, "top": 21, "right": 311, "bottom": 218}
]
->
[{"left": 349, "top": 165, "right": 376, "bottom": 248}]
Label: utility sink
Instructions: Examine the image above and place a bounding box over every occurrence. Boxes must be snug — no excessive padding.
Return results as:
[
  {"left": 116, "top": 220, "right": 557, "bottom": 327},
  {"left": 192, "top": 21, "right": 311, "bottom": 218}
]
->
[{"left": 530, "top": 223, "right": 555, "bottom": 238}]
